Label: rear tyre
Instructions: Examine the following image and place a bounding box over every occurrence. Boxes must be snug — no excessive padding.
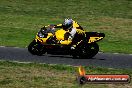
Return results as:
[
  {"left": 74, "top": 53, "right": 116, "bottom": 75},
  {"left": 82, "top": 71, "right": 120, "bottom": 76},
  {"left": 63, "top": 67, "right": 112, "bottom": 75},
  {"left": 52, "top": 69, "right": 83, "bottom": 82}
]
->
[
  {"left": 86, "top": 43, "right": 99, "bottom": 58},
  {"left": 28, "top": 40, "right": 46, "bottom": 56},
  {"left": 72, "top": 43, "right": 99, "bottom": 59}
]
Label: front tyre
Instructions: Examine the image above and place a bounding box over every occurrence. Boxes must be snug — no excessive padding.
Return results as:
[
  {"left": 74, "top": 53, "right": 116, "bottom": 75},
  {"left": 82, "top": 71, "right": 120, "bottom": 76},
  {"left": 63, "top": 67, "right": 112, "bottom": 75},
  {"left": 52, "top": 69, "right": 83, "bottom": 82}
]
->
[{"left": 28, "top": 40, "right": 45, "bottom": 56}]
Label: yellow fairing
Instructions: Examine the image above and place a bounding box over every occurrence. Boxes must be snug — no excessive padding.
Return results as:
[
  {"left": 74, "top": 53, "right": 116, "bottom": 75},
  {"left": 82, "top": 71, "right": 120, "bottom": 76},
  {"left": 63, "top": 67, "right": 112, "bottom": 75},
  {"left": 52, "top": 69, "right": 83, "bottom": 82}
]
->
[
  {"left": 88, "top": 37, "right": 104, "bottom": 43},
  {"left": 76, "top": 29, "right": 85, "bottom": 35},
  {"left": 35, "top": 33, "right": 53, "bottom": 43},
  {"left": 55, "top": 29, "right": 72, "bottom": 45},
  {"left": 73, "top": 21, "right": 79, "bottom": 28},
  {"left": 55, "top": 29, "right": 66, "bottom": 41}
]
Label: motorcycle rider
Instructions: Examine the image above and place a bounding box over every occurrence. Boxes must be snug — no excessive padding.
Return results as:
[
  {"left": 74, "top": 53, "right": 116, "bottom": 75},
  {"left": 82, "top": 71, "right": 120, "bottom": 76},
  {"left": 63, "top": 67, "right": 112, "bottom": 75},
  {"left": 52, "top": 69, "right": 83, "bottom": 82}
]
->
[{"left": 54, "top": 18, "right": 85, "bottom": 49}]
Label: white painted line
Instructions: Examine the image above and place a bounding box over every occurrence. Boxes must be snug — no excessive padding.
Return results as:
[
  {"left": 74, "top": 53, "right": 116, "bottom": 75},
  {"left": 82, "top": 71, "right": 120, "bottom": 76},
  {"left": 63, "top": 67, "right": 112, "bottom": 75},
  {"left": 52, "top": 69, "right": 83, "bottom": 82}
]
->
[
  {"left": 113, "top": 53, "right": 120, "bottom": 54},
  {"left": 0, "top": 46, "right": 25, "bottom": 49},
  {"left": 0, "top": 60, "right": 32, "bottom": 64},
  {"left": 98, "top": 52, "right": 103, "bottom": 53},
  {"left": 129, "top": 54, "right": 132, "bottom": 56},
  {"left": 0, "top": 60, "right": 81, "bottom": 68},
  {"left": 12, "top": 61, "right": 33, "bottom": 64},
  {"left": 0, "top": 46, "right": 6, "bottom": 47},
  {"left": 99, "top": 52, "right": 132, "bottom": 56}
]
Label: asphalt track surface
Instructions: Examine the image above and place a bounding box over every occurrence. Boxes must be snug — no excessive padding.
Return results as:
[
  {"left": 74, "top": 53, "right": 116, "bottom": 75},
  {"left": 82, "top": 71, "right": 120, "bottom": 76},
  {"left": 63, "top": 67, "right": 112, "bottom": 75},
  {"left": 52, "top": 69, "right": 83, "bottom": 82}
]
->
[{"left": 0, "top": 46, "right": 132, "bottom": 69}]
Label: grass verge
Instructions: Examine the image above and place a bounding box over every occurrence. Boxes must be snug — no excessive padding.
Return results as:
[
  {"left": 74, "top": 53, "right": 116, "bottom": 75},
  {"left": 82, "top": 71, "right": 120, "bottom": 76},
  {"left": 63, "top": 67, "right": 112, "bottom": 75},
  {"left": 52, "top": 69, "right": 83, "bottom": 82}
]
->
[{"left": 0, "top": 61, "right": 131, "bottom": 88}]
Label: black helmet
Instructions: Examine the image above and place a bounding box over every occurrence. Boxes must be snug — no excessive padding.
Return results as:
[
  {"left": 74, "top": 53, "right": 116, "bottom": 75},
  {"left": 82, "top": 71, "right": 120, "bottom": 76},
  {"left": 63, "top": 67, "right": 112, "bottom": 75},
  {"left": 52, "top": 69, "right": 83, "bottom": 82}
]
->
[{"left": 62, "top": 19, "right": 73, "bottom": 30}]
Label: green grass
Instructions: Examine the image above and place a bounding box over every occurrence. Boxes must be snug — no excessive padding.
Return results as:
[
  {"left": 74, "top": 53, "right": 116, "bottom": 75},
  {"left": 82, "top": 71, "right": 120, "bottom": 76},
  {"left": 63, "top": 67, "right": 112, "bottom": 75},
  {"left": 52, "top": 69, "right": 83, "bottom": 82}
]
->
[
  {"left": 0, "top": 61, "right": 131, "bottom": 88},
  {"left": 0, "top": 0, "right": 132, "bottom": 53}
]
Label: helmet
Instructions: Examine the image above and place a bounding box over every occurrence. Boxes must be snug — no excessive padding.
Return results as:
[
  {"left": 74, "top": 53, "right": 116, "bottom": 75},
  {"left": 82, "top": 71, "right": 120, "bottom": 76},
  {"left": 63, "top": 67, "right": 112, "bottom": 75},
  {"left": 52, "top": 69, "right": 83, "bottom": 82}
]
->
[{"left": 62, "top": 18, "right": 73, "bottom": 30}]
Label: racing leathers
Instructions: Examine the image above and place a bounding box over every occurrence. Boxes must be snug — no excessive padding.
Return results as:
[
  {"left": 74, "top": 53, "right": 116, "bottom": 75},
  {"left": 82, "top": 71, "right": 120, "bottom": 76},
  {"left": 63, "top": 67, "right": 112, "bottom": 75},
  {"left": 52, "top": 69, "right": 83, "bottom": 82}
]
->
[{"left": 54, "top": 20, "right": 85, "bottom": 49}]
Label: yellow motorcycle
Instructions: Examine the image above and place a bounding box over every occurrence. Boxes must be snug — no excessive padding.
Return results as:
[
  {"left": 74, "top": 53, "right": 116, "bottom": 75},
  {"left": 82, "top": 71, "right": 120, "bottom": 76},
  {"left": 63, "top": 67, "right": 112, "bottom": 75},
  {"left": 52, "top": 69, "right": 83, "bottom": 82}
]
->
[{"left": 28, "top": 26, "right": 105, "bottom": 58}]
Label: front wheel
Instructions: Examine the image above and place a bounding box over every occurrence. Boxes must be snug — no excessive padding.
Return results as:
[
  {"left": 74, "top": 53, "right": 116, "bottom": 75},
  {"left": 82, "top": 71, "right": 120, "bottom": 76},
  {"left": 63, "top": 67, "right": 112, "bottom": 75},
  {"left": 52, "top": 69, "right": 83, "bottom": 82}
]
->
[{"left": 28, "top": 40, "right": 46, "bottom": 56}]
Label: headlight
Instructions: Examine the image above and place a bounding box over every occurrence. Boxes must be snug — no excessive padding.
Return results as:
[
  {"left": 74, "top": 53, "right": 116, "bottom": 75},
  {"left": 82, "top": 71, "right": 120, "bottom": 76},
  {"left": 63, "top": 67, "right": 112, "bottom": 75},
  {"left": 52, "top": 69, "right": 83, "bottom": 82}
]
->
[{"left": 38, "top": 31, "right": 45, "bottom": 38}]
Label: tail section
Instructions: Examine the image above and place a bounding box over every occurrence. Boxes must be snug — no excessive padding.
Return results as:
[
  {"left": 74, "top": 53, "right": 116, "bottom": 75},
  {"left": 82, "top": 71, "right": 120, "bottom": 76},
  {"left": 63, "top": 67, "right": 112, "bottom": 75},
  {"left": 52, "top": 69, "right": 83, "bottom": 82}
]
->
[{"left": 85, "top": 32, "right": 105, "bottom": 43}]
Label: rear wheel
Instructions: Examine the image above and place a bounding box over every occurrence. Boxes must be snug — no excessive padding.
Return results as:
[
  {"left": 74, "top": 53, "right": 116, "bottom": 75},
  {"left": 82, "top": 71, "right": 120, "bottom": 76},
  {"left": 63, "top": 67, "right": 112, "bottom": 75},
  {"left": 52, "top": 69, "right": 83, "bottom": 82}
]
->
[
  {"left": 72, "top": 43, "right": 99, "bottom": 59},
  {"left": 87, "top": 43, "right": 99, "bottom": 58},
  {"left": 28, "top": 40, "right": 46, "bottom": 56}
]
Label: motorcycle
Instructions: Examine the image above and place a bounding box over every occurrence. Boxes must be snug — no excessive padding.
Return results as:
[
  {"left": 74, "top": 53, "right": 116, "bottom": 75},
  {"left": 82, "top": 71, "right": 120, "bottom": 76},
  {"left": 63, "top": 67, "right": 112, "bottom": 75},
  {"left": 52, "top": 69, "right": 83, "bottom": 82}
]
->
[{"left": 28, "top": 25, "right": 105, "bottom": 58}]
